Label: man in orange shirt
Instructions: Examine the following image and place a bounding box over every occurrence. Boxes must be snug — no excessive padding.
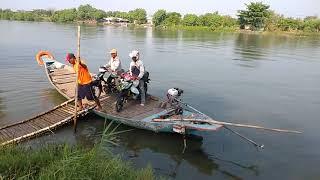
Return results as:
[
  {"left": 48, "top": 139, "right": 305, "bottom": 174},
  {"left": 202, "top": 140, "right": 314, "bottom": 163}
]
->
[{"left": 66, "top": 53, "right": 102, "bottom": 111}]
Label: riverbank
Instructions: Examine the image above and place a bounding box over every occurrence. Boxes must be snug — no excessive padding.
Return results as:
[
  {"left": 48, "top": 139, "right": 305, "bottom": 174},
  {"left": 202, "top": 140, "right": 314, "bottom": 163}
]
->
[
  {"left": 150, "top": 24, "right": 320, "bottom": 37},
  {"left": 0, "top": 144, "right": 154, "bottom": 179},
  {"left": 33, "top": 20, "right": 320, "bottom": 36},
  {"left": 0, "top": 18, "right": 319, "bottom": 36}
]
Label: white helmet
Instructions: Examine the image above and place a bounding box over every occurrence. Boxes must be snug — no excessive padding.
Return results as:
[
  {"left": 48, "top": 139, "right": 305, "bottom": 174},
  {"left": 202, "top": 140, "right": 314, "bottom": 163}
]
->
[{"left": 129, "top": 50, "right": 139, "bottom": 59}]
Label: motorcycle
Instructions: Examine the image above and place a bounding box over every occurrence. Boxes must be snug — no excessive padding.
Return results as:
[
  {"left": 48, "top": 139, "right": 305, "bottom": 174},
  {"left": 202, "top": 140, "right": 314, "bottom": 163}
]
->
[
  {"left": 115, "top": 71, "right": 150, "bottom": 112},
  {"left": 91, "top": 66, "right": 119, "bottom": 98}
]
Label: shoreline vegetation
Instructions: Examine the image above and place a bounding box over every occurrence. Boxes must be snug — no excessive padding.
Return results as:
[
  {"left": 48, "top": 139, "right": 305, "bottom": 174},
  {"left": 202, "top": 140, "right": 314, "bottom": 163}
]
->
[
  {"left": 0, "top": 144, "right": 154, "bottom": 180},
  {"left": 0, "top": 2, "right": 319, "bottom": 36},
  {"left": 0, "top": 122, "right": 155, "bottom": 180}
]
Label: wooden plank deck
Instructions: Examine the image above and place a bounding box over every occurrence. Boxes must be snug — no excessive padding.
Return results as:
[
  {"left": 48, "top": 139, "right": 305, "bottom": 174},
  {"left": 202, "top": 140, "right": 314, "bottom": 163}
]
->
[
  {"left": 49, "top": 67, "right": 165, "bottom": 121},
  {"left": 0, "top": 61, "right": 165, "bottom": 146}
]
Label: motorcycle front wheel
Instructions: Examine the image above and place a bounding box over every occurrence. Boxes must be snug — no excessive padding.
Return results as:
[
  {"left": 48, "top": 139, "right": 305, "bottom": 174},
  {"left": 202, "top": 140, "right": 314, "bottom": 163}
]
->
[
  {"left": 116, "top": 92, "right": 125, "bottom": 112},
  {"left": 92, "top": 85, "right": 102, "bottom": 98}
]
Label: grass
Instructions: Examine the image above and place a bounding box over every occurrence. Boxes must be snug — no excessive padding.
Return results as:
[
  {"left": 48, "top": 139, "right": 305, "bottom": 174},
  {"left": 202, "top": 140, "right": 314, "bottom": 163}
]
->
[
  {"left": 0, "top": 121, "right": 155, "bottom": 180},
  {"left": 155, "top": 25, "right": 238, "bottom": 32}
]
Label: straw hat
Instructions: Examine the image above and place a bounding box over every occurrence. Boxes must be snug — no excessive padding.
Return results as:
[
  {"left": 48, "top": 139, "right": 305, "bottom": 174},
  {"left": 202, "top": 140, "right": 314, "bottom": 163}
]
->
[{"left": 110, "top": 49, "right": 117, "bottom": 54}]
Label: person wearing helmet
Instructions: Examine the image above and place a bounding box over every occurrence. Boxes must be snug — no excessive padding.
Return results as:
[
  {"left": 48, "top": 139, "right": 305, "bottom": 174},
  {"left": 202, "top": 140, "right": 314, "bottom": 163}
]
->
[
  {"left": 129, "top": 50, "right": 146, "bottom": 106},
  {"left": 66, "top": 53, "right": 102, "bottom": 111},
  {"left": 104, "top": 48, "right": 122, "bottom": 93}
]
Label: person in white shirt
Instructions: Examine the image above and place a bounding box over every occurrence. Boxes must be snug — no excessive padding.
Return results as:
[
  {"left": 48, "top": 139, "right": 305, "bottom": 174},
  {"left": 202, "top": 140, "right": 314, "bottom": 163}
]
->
[
  {"left": 105, "top": 48, "right": 122, "bottom": 93},
  {"left": 129, "top": 50, "right": 146, "bottom": 106}
]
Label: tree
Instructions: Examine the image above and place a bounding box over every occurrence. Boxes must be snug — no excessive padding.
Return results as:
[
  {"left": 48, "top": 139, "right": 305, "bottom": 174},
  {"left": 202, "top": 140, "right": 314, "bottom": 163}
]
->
[
  {"left": 303, "top": 19, "right": 320, "bottom": 32},
  {"left": 77, "top": 4, "right": 106, "bottom": 21},
  {"left": 304, "top": 16, "right": 318, "bottom": 21},
  {"left": 264, "top": 11, "right": 281, "bottom": 31},
  {"left": 93, "top": 9, "right": 107, "bottom": 20},
  {"left": 163, "top": 12, "right": 181, "bottom": 26},
  {"left": 182, "top": 14, "right": 199, "bottom": 26},
  {"left": 152, "top": 9, "right": 167, "bottom": 26},
  {"left": 277, "top": 17, "right": 302, "bottom": 31},
  {"left": 238, "top": 2, "right": 271, "bottom": 30},
  {"left": 114, "top": 11, "right": 129, "bottom": 19},
  {"left": 51, "top": 8, "right": 77, "bottom": 22},
  {"left": 0, "top": 9, "right": 14, "bottom": 20},
  {"left": 77, "top": 4, "right": 95, "bottom": 20},
  {"left": 105, "top": 11, "right": 114, "bottom": 17},
  {"left": 128, "top": 8, "right": 147, "bottom": 24}
]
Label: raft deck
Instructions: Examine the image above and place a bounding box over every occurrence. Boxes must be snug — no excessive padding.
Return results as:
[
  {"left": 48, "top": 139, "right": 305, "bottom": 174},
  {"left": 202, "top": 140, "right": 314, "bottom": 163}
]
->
[{"left": 0, "top": 99, "right": 92, "bottom": 146}]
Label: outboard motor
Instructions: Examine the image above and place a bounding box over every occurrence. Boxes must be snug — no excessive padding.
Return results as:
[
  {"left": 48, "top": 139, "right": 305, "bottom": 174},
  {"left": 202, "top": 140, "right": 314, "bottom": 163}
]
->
[{"left": 161, "top": 88, "right": 184, "bottom": 114}]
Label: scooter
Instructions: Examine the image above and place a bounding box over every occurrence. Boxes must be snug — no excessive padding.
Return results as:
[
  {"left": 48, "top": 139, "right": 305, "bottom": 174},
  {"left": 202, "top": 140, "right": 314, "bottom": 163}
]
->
[
  {"left": 115, "top": 72, "right": 149, "bottom": 112},
  {"left": 91, "top": 66, "right": 119, "bottom": 98}
]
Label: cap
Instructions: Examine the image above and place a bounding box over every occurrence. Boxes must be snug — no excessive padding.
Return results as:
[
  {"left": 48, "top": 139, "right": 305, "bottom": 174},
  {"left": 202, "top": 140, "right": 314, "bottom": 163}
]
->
[{"left": 66, "top": 53, "right": 75, "bottom": 62}]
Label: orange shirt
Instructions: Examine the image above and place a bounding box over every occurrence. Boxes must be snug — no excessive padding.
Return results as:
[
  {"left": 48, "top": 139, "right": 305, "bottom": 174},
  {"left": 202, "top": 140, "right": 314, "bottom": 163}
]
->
[{"left": 73, "top": 60, "right": 92, "bottom": 85}]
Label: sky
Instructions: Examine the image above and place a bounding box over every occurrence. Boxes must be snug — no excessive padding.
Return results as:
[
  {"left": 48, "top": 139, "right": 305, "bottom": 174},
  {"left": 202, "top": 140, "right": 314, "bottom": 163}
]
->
[{"left": 0, "top": 0, "right": 319, "bottom": 18}]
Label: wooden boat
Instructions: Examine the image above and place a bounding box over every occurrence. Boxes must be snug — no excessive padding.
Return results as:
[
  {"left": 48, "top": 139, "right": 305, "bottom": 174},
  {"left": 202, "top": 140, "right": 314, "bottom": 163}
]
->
[{"left": 39, "top": 55, "right": 223, "bottom": 136}]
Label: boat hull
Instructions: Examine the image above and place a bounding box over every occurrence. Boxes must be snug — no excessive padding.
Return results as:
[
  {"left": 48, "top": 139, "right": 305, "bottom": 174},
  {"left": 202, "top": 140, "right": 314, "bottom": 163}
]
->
[{"left": 42, "top": 57, "right": 222, "bottom": 136}]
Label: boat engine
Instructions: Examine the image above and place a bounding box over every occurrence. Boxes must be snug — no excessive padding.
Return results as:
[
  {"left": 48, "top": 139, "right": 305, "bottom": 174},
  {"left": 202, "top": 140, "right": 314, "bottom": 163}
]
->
[{"left": 161, "top": 88, "right": 184, "bottom": 114}]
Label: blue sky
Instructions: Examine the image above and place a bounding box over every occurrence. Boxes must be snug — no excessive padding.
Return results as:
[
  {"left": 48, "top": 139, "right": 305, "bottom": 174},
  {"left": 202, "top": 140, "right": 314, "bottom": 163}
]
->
[{"left": 0, "top": 0, "right": 319, "bottom": 18}]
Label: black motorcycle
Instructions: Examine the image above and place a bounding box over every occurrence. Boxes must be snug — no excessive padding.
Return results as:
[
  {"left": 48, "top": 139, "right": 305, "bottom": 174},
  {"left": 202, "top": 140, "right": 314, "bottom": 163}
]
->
[
  {"left": 91, "top": 66, "right": 119, "bottom": 98},
  {"left": 115, "top": 72, "right": 150, "bottom": 112}
]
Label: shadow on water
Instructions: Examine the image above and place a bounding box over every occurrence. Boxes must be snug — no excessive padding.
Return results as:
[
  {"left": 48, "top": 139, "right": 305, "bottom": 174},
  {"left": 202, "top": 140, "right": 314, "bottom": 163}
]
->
[{"left": 110, "top": 123, "right": 259, "bottom": 179}]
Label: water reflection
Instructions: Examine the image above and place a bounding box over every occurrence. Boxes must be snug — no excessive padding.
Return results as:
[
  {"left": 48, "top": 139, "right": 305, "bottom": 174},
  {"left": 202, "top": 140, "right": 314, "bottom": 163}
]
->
[
  {"left": 81, "top": 24, "right": 105, "bottom": 39},
  {"left": 233, "top": 33, "right": 267, "bottom": 62},
  {"left": 0, "top": 95, "right": 6, "bottom": 119},
  {"left": 41, "top": 88, "right": 67, "bottom": 105},
  {"left": 116, "top": 128, "right": 258, "bottom": 179},
  {"left": 153, "top": 29, "right": 180, "bottom": 39}
]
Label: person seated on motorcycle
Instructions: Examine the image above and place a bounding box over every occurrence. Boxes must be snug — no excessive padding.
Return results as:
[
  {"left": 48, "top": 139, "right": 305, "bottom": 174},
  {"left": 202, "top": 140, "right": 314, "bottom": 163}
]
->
[
  {"left": 129, "top": 50, "right": 146, "bottom": 106},
  {"left": 104, "top": 48, "right": 122, "bottom": 93},
  {"left": 66, "top": 53, "right": 102, "bottom": 111}
]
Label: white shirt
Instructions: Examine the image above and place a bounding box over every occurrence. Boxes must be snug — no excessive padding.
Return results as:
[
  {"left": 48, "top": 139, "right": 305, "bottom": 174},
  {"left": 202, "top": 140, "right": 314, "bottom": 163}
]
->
[
  {"left": 105, "top": 56, "right": 122, "bottom": 73},
  {"left": 129, "top": 59, "right": 145, "bottom": 79}
]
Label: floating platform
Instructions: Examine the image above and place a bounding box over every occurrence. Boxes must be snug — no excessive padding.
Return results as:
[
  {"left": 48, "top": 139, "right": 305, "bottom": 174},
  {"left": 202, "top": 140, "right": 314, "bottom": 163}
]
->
[{"left": 0, "top": 99, "right": 91, "bottom": 146}]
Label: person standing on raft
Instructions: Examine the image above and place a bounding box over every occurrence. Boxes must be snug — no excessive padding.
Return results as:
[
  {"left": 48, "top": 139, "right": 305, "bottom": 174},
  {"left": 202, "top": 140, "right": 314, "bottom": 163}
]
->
[{"left": 66, "top": 53, "right": 102, "bottom": 111}]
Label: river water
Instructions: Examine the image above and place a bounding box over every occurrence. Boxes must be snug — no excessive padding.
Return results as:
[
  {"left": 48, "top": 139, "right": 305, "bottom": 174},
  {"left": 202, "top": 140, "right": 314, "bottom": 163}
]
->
[{"left": 0, "top": 20, "right": 320, "bottom": 180}]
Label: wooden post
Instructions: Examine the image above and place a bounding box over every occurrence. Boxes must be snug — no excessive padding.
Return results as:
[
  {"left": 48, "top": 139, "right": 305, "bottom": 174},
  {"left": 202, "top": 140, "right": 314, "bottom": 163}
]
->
[{"left": 73, "top": 25, "right": 81, "bottom": 133}]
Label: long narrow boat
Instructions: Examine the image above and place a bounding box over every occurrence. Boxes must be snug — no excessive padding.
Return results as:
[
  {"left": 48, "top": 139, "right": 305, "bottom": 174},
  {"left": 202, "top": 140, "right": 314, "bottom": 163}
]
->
[{"left": 38, "top": 53, "right": 222, "bottom": 136}]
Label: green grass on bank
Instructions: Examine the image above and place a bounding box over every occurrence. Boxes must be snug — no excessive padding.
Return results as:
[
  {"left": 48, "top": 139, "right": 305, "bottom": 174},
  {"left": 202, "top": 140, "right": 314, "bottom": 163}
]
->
[
  {"left": 154, "top": 25, "right": 238, "bottom": 32},
  {"left": 0, "top": 144, "right": 154, "bottom": 180},
  {"left": 0, "top": 122, "right": 155, "bottom": 180}
]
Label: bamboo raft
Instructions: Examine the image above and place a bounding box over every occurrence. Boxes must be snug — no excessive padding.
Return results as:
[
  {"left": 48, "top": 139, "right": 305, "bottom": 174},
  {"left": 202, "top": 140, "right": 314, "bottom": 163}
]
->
[
  {"left": 0, "top": 58, "right": 102, "bottom": 146},
  {"left": 0, "top": 99, "right": 91, "bottom": 146}
]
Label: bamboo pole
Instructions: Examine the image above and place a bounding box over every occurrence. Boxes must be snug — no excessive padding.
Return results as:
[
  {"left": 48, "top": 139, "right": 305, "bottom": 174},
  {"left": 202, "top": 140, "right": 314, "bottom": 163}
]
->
[
  {"left": 73, "top": 25, "right": 81, "bottom": 133},
  {"left": 152, "top": 118, "right": 302, "bottom": 134}
]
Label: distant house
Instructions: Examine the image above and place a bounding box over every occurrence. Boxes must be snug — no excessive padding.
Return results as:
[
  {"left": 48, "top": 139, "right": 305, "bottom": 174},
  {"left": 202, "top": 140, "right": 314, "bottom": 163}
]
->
[
  {"left": 101, "top": 17, "right": 130, "bottom": 25},
  {"left": 103, "top": 17, "right": 115, "bottom": 24},
  {"left": 116, "top": 18, "right": 129, "bottom": 23},
  {"left": 147, "top": 17, "right": 153, "bottom": 25}
]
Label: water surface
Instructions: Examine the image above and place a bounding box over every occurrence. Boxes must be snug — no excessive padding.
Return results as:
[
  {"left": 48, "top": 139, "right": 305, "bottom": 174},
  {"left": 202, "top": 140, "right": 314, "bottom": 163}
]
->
[{"left": 0, "top": 20, "right": 320, "bottom": 180}]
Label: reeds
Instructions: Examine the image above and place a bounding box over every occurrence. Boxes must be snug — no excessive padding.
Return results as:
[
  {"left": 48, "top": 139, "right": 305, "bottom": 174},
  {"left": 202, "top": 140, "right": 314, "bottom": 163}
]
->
[{"left": 0, "top": 121, "right": 154, "bottom": 180}]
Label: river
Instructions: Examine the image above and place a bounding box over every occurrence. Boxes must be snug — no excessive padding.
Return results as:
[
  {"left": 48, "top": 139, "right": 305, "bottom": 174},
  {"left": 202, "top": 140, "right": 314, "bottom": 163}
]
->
[{"left": 0, "top": 20, "right": 320, "bottom": 180}]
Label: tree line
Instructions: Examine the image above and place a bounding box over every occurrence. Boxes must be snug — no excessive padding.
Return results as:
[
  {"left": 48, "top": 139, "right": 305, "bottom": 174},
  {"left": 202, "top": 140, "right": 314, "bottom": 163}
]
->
[
  {"left": 0, "top": 3, "right": 319, "bottom": 33},
  {"left": 237, "top": 2, "right": 320, "bottom": 32},
  {"left": 0, "top": 5, "right": 147, "bottom": 24}
]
